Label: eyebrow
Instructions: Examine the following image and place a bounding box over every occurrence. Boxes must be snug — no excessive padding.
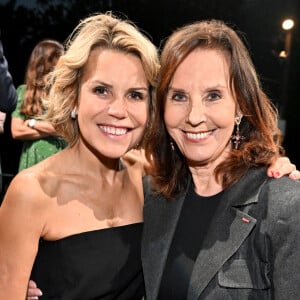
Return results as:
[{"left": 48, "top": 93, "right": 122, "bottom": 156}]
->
[
  {"left": 168, "top": 84, "right": 227, "bottom": 92},
  {"left": 91, "top": 80, "right": 149, "bottom": 91},
  {"left": 128, "top": 87, "right": 149, "bottom": 92},
  {"left": 167, "top": 86, "right": 185, "bottom": 93}
]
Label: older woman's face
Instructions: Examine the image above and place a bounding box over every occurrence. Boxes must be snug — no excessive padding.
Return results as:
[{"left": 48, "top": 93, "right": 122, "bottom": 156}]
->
[
  {"left": 77, "top": 48, "right": 149, "bottom": 159},
  {"left": 164, "top": 48, "right": 236, "bottom": 167}
]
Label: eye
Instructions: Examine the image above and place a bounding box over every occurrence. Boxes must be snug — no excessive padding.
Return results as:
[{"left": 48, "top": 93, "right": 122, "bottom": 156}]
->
[
  {"left": 128, "top": 91, "right": 147, "bottom": 101},
  {"left": 170, "top": 92, "right": 187, "bottom": 102},
  {"left": 94, "top": 86, "right": 108, "bottom": 95},
  {"left": 207, "top": 90, "right": 221, "bottom": 101}
]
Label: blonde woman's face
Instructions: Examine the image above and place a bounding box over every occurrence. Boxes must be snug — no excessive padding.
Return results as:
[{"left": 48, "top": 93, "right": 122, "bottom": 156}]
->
[{"left": 77, "top": 49, "right": 149, "bottom": 159}]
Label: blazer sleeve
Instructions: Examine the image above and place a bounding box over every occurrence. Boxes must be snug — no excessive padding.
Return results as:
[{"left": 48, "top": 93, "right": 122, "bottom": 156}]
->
[
  {"left": 0, "top": 39, "right": 17, "bottom": 113},
  {"left": 268, "top": 179, "right": 300, "bottom": 299}
]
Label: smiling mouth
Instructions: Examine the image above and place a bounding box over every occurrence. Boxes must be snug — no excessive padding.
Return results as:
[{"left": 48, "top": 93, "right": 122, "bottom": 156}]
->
[
  {"left": 185, "top": 130, "right": 214, "bottom": 140},
  {"left": 99, "top": 125, "right": 129, "bottom": 136}
]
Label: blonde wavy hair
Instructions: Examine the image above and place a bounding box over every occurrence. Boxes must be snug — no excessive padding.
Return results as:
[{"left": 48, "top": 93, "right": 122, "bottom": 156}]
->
[{"left": 44, "top": 12, "right": 160, "bottom": 147}]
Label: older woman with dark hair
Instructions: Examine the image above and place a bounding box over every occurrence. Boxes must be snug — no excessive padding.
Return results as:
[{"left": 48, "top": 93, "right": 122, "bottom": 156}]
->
[{"left": 142, "top": 19, "right": 300, "bottom": 299}]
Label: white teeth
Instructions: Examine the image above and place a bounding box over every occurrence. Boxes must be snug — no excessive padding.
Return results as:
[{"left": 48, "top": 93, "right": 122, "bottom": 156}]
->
[
  {"left": 186, "top": 131, "right": 211, "bottom": 140},
  {"left": 100, "top": 126, "right": 127, "bottom": 136}
]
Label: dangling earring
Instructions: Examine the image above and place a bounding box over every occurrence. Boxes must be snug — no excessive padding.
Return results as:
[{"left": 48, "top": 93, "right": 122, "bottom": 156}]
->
[
  {"left": 71, "top": 107, "right": 77, "bottom": 119},
  {"left": 231, "top": 115, "right": 245, "bottom": 149}
]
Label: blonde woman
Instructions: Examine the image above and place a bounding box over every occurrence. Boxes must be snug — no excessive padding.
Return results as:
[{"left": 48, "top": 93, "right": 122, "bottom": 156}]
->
[{"left": 0, "top": 12, "right": 159, "bottom": 299}]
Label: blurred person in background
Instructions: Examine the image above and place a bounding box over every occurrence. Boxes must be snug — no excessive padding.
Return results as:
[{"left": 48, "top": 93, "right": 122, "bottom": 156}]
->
[
  {"left": 0, "top": 33, "right": 17, "bottom": 113},
  {"left": 11, "top": 39, "right": 67, "bottom": 172},
  {"left": 0, "top": 110, "right": 6, "bottom": 134},
  {"left": 0, "top": 33, "right": 17, "bottom": 197}
]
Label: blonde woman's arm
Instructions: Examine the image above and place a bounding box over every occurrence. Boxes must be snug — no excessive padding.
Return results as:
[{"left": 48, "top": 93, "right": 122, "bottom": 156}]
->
[{"left": 267, "top": 156, "right": 300, "bottom": 179}]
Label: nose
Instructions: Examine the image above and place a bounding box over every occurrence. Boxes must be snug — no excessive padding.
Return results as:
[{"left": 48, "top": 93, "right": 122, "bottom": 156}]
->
[
  {"left": 186, "top": 100, "right": 205, "bottom": 125},
  {"left": 107, "top": 96, "right": 127, "bottom": 119}
]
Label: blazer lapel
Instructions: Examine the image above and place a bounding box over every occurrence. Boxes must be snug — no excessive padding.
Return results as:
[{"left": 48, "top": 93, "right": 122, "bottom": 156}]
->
[
  {"left": 142, "top": 180, "right": 191, "bottom": 300},
  {"left": 187, "top": 204, "right": 256, "bottom": 299},
  {"left": 187, "top": 169, "right": 267, "bottom": 300}
]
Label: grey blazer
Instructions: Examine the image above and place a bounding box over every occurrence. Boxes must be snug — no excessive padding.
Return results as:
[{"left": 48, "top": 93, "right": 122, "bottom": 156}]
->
[{"left": 142, "top": 168, "right": 300, "bottom": 299}]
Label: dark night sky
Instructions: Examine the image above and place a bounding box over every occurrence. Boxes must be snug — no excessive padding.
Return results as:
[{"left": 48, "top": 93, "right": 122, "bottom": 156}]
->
[{"left": 0, "top": 0, "right": 299, "bottom": 177}]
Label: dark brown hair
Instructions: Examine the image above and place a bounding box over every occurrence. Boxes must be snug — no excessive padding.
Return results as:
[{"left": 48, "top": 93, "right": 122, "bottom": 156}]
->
[{"left": 146, "top": 19, "right": 282, "bottom": 199}]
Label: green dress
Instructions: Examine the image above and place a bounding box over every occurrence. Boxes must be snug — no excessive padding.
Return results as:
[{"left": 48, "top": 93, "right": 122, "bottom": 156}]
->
[{"left": 11, "top": 85, "right": 68, "bottom": 172}]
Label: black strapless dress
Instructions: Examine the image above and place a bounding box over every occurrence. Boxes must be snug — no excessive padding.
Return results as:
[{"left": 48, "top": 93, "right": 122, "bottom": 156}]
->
[{"left": 30, "top": 222, "right": 145, "bottom": 299}]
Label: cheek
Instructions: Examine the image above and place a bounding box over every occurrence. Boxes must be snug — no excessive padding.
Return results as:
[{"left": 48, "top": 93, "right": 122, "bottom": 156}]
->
[
  {"left": 140, "top": 103, "right": 149, "bottom": 124},
  {"left": 213, "top": 105, "right": 235, "bottom": 128},
  {"left": 213, "top": 112, "right": 236, "bottom": 146},
  {"left": 77, "top": 105, "right": 90, "bottom": 123},
  {"left": 142, "top": 103, "right": 150, "bottom": 125},
  {"left": 164, "top": 105, "right": 185, "bottom": 129},
  {"left": 129, "top": 102, "right": 149, "bottom": 126},
  {"left": 164, "top": 107, "right": 184, "bottom": 144},
  {"left": 76, "top": 101, "right": 98, "bottom": 131}
]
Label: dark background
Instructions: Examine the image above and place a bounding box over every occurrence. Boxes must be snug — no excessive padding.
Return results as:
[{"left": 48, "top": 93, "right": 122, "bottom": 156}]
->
[{"left": 0, "top": 0, "right": 299, "bottom": 183}]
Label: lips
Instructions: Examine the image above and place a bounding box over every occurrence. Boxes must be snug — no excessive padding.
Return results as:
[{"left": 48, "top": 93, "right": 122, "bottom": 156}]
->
[{"left": 99, "top": 125, "right": 129, "bottom": 136}]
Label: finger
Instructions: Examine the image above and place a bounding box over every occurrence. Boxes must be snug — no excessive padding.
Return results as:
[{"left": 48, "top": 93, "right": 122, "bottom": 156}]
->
[
  {"left": 27, "top": 279, "right": 42, "bottom": 297},
  {"left": 267, "top": 157, "right": 296, "bottom": 178},
  {"left": 27, "top": 288, "right": 43, "bottom": 297},
  {"left": 28, "top": 280, "right": 37, "bottom": 288},
  {"left": 289, "top": 170, "right": 300, "bottom": 180}
]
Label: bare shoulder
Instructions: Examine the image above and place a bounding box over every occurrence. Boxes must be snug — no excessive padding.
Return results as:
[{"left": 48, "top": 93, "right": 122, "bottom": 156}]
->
[
  {"left": 2, "top": 167, "right": 49, "bottom": 210},
  {"left": 2, "top": 153, "right": 67, "bottom": 207},
  {"left": 0, "top": 167, "right": 53, "bottom": 244}
]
